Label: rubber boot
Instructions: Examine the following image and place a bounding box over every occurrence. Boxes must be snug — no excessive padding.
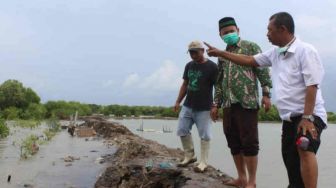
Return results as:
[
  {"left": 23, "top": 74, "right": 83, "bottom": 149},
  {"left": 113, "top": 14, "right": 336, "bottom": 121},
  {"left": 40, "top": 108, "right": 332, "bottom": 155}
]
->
[
  {"left": 194, "top": 139, "right": 210, "bottom": 172},
  {"left": 177, "top": 135, "right": 197, "bottom": 167}
]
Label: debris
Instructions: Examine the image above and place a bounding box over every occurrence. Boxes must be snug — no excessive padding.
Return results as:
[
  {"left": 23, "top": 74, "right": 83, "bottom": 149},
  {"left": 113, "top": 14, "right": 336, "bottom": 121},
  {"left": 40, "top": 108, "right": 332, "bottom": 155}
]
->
[
  {"left": 159, "top": 162, "right": 174, "bottom": 169},
  {"left": 23, "top": 183, "right": 34, "bottom": 188},
  {"left": 145, "top": 159, "right": 153, "bottom": 171},
  {"left": 68, "top": 125, "right": 75, "bottom": 136},
  {"left": 64, "top": 156, "right": 74, "bottom": 162},
  {"left": 78, "top": 116, "right": 233, "bottom": 188},
  {"left": 76, "top": 127, "right": 96, "bottom": 137},
  {"left": 63, "top": 155, "right": 80, "bottom": 162},
  {"left": 95, "top": 157, "right": 105, "bottom": 164}
]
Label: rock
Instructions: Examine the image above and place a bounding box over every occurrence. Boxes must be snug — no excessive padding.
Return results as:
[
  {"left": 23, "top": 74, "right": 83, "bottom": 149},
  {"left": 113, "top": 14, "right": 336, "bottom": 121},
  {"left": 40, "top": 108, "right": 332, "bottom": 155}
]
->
[
  {"left": 95, "top": 157, "right": 105, "bottom": 164},
  {"left": 63, "top": 155, "right": 79, "bottom": 162},
  {"left": 64, "top": 156, "right": 74, "bottom": 162}
]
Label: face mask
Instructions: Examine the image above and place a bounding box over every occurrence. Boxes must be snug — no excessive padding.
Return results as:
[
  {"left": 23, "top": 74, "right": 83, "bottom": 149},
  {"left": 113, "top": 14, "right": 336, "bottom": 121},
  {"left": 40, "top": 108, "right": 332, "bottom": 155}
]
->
[
  {"left": 278, "top": 46, "right": 289, "bottom": 54},
  {"left": 221, "top": 32, "right": 239, "bottom": 45},
  {"left": 278, "top": 37, "right": 296, "bottom": 54}
]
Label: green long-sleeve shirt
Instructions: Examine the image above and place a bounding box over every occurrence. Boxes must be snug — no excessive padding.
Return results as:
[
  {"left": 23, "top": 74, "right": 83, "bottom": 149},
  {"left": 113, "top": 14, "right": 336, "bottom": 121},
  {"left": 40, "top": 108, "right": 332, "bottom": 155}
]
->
[{"left": 214, "top": 39, "right": 272, "bottom": 109}]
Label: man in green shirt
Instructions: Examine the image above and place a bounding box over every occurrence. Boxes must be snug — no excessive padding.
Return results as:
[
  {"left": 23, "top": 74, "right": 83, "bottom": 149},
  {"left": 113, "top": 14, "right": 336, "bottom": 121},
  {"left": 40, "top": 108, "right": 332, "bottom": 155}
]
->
[{"left": 211, "top": 17, "right": 272, "bottom": 188}]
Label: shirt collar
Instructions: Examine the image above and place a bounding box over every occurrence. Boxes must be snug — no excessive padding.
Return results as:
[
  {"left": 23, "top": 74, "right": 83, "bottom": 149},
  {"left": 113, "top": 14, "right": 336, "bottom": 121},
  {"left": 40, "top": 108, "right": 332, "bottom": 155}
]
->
[
  {"left": 226, "top": 38, "right": 242, "bottom": 50},
  {"left": 285, "top": 37, "right": 299, "bottom": 54}
]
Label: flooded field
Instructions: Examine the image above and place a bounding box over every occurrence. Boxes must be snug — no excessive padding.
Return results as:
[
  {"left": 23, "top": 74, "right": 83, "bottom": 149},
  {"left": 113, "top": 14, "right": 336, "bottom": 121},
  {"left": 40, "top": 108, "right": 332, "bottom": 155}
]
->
[{"left": 0, "top": 121, "right": 115, "bottom": 188}]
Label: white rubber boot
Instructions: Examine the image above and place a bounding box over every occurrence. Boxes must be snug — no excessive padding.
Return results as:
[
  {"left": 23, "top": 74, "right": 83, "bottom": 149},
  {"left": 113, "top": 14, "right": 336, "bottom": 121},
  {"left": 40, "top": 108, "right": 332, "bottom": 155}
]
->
[
  {"left": 177, "top": 135, "right": 197, "bottom": 167},
  {"left": 194, "top": 139, "right": 209, "bottom": 172}
]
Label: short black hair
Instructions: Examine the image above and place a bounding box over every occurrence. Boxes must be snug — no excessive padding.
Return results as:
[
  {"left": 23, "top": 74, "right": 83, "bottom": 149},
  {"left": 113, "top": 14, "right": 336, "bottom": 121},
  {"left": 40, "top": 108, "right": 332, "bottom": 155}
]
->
[{"left": 270, "top": 12, "right": 295, "bottom": 34}]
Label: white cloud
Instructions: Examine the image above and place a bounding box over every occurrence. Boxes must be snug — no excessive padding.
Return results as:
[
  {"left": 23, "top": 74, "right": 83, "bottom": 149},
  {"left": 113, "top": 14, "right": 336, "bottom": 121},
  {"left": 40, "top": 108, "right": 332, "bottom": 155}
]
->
[
  {"left": 139, "top": 61, "right": 181, "bottom": 91},
  {"left": 122, "top": 60, "right": 182, "bottom": 93},
  {"left": 123, "top": 73, "right": 140, "bottom": 88}
]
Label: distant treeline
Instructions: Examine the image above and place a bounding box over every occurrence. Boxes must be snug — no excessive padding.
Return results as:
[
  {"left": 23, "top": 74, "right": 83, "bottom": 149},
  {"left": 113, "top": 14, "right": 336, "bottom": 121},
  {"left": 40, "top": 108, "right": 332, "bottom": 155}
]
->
[{"left": 0, "top": 79, "right": 336, "bottom": 123}]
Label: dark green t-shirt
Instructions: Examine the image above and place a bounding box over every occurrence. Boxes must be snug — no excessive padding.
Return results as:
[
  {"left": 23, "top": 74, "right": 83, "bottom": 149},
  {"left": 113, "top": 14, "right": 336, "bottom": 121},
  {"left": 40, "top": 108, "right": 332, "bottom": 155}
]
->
[{"left": 183, "top": 60, "right": 218, "bottom": 111}]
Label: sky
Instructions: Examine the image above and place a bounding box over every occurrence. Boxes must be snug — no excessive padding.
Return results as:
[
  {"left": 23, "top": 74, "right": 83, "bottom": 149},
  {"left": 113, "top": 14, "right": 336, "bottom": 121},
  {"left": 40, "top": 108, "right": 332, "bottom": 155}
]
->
[{"left": 0, "top": 0, "right": 335, "bottom": 111}]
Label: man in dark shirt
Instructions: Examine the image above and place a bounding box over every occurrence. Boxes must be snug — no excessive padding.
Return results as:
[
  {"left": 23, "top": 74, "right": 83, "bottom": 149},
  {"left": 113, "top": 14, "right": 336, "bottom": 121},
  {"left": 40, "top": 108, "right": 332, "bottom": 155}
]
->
[{"left": 174, "top": 40, "right": 218, "bottom": 172}]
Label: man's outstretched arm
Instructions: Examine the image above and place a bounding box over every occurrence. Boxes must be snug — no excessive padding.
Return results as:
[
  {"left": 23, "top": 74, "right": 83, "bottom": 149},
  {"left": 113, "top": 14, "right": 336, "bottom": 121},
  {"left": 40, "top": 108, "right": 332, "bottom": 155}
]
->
[{"left": 204, "top": 42, "right": 259, "bottom": 67}]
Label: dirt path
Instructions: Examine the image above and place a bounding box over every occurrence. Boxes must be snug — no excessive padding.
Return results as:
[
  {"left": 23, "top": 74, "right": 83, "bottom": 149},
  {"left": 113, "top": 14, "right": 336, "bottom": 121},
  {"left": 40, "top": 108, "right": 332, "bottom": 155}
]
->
[{"left": 80, "top": 116, "right": 235, "bottom": 188}]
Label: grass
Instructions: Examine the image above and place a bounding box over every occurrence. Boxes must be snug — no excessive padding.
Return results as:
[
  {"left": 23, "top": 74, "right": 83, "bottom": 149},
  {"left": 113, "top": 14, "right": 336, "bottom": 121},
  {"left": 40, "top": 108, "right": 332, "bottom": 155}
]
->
[
  {"left": 20, "top": 134, "right": 40, "bottom": 159},
  {"left": 0, "top": 119, "right": 10, "bottom": 138},
  {"left": 44, "top": 118, "right": 61, "bottom": 140},
  {"left": 13, "top": 120, "right": 41, "bottom": 129},
  {"left": 20, "top": 118, "right": 61, "bottom": 159}
]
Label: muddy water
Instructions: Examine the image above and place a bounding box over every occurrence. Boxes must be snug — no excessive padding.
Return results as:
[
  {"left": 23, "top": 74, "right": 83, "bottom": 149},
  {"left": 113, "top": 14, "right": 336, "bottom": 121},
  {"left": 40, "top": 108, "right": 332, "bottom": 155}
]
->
[
  {"left": 0, "top": 122, "right": 115, "bottom": 188},
  {"left": 112, "top": 118, "right": 336, "bottom": 188}
]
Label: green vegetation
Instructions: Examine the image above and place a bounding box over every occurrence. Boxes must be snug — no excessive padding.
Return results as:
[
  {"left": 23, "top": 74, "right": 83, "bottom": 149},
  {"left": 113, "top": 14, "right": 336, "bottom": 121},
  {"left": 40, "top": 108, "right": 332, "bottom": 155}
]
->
[
  {"left": 20, "top": 134, "right": 40, "bottom": 159},
  {"left": 328, "top": 112, "right": 336, "bottom": 123},
  {"left": 20, "top": 118, "right": 61, "bottom": 159},
  {"left": 43, "top": 117, "right": 61, "bottom": 140},
  {"left": 0, "top": 80, "right": 45, "bottom": 120},
  {"left": 13, "top": 120, "right": 41, "bottom": 129},
  {"left": 258, "top": 105, "right": 282, "bottom": 122},
  {"left": 44, "top": 100, "right": 92, "bottom": 119},
  {"left": 101, "top": 104, "right": 178, "bottom": 118},
  {"left": 0, "top": 118, "right": 9, "bottom": 138},
  {"left": 0, "top": 79, "right": 335, "bottom": 123}
]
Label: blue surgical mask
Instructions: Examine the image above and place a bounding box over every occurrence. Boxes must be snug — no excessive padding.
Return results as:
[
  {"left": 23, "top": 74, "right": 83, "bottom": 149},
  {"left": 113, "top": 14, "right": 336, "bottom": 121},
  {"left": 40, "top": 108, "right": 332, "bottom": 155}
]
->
[
  {"left": 278, "top": 37, "right": 296, "bottom": 54},
  {"left": 278, "top": 46, "right": 289, "bottom": 54},
  {"left": 221, "top": 32, "right": 239, "bottom": 46}
]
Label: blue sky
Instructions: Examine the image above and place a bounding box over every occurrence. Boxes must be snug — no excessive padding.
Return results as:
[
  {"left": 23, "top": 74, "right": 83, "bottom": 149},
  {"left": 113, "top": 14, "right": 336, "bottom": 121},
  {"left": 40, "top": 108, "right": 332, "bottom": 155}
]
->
[{"left": 0, "top": 0, "right": 335, "bottom": 111}]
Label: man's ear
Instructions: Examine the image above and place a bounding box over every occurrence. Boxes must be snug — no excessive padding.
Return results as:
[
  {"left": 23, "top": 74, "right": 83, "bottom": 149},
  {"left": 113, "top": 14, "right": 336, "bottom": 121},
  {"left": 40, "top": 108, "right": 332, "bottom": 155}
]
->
[
  {"left": 280, "top": 25, "right": 287, "bottom": 33},
  {"left": 237, "top": 27, "right": 240, "bottom": 35}
]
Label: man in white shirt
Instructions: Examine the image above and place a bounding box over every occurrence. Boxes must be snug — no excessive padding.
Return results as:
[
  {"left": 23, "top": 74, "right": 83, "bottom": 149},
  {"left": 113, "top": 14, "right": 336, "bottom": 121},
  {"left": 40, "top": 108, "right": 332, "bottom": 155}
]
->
[{"left": 204, "top": 12, "right": 327, "bottom": 188}]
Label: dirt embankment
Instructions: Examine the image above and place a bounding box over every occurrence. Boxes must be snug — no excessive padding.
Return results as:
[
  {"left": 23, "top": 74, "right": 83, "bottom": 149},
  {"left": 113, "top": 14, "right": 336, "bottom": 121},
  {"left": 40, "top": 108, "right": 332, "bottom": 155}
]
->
[{"left": 80, "top": 116, "right": 235, "bottom": 188}]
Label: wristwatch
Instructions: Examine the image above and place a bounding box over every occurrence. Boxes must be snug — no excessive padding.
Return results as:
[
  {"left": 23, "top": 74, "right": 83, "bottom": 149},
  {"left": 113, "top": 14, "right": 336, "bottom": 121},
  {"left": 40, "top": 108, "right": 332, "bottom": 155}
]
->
[
  {"left": 302, "top": 115, "right": 315, "bottom": 122},
  {"left": 262, "top": 92, "right": 271, "bottom": 98}
]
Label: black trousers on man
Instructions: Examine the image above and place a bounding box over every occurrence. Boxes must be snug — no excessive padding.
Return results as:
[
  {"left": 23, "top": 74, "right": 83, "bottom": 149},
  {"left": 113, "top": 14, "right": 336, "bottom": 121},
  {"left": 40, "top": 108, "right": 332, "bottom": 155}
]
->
[{"left": 282, "top": 115, "right": 326, "bottom": 188}]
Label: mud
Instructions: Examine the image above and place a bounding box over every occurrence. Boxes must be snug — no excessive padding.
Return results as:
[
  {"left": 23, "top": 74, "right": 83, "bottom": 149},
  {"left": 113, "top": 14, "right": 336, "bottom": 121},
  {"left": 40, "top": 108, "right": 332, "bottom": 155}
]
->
[{"left": 79, "top": 117, "right": 235, "bottom": 188}]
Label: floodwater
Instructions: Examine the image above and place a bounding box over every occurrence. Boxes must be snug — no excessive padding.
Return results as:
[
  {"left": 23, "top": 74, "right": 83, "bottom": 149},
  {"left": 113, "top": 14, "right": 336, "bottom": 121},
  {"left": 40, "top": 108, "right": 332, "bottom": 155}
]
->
[
  {"left": 0, "top": 122, "right": 115, "bottom": 188},
  {"left": 113, "top": 118, "right": 336, "bottom": 188}
]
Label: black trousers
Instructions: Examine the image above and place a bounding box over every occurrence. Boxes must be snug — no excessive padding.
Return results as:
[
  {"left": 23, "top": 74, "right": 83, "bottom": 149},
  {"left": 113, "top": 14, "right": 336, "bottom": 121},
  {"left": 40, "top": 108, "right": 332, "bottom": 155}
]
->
[
  {"left": 282, "top": 115, "right": 326, "bottom": 188},
  {"left": 222, "top": 103, "right": 259, "bottom": 156}
]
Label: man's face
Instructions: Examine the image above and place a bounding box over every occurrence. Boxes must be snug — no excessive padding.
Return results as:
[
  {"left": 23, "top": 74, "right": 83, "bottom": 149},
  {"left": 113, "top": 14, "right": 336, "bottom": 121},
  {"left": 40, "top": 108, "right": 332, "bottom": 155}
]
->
[
  {"left": 189, "top": 49, "right": 204, "bottom": 61},
  {"left": 219, "top": 25, "right": 239, "bottom": 36},
  {"left": 267, "top": 19, "right": 283, "bottom": 46}
]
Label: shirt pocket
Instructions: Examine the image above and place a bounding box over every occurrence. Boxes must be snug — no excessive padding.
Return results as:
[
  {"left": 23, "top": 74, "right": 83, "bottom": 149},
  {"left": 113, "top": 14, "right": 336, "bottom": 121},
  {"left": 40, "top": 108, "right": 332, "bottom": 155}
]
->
[{"left": 282, "top": 61, "right": 302, "bottom": 86}]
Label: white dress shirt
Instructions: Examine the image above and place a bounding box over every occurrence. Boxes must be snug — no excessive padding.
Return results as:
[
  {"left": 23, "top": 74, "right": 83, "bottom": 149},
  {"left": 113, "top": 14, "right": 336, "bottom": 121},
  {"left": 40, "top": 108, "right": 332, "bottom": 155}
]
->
[{"left": 254, "top": 38, "right": 327, "bottom": 124}]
